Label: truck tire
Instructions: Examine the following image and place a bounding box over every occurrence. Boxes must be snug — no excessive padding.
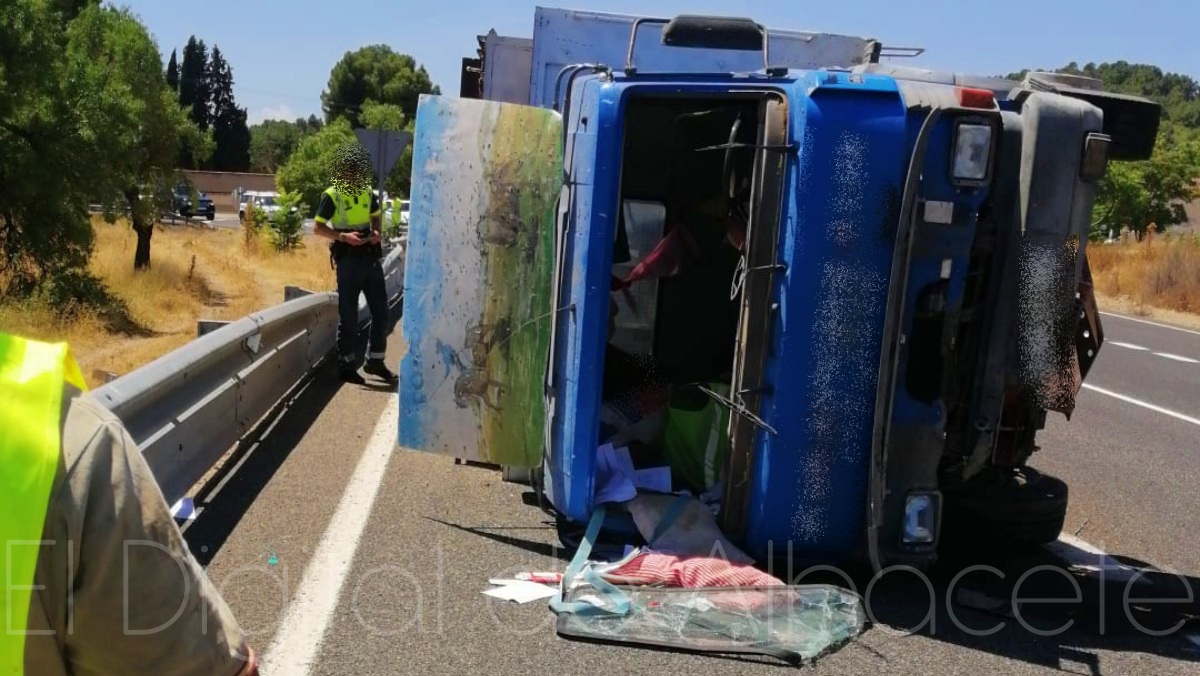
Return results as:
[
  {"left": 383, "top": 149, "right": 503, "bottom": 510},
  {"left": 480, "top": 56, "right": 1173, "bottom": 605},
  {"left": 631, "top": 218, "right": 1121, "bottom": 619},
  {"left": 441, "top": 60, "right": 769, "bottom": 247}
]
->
[{"left": 941, "top": 467, "right": 1068, "bottom": 550}]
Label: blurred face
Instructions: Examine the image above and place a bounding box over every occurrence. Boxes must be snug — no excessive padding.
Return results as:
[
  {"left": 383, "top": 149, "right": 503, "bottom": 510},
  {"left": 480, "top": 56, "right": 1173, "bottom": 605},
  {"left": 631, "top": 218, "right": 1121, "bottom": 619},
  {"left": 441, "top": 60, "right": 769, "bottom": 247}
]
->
[{"left": 331, "top": 142, "right": 373, "bottom": 194}]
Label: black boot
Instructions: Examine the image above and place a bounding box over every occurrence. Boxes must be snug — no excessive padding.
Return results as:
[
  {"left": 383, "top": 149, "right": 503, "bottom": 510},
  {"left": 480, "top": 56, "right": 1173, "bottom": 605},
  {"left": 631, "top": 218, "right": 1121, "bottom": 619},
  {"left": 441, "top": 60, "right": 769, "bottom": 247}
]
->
[
  {"left": 338, "top": 355, "right": 365, "bottom": 384},
  {"left": 339, "top": 367, "right": 366, "bottom": 385},
  {"left": 363, "top": 359, "right": 398, "bottom": 385}
]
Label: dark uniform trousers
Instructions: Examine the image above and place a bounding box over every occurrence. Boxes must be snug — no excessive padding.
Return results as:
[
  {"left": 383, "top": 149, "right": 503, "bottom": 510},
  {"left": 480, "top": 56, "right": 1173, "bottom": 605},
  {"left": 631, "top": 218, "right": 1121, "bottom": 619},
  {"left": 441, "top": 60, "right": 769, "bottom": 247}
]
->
[{"left": 333, "top": 236, "right": 390, "bottom": 369}]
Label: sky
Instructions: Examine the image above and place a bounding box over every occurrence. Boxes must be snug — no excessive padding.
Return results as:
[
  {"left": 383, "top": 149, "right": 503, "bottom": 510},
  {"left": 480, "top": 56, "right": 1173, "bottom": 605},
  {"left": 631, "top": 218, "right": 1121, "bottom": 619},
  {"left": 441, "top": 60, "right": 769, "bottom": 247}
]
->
[{"left": 111, "top": 0, "right": 1198, "bottom": 126}]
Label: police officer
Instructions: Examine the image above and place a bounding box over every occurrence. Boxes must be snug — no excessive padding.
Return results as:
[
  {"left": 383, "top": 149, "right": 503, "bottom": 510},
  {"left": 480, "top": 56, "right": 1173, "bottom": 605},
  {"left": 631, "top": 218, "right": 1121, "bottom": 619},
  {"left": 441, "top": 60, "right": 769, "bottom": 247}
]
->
[
  {"left": 313, "top": 141, "right": 398, "bottom": 385},
  {"left": 1, "top": 332, "right": 258, "bottom": 675}
]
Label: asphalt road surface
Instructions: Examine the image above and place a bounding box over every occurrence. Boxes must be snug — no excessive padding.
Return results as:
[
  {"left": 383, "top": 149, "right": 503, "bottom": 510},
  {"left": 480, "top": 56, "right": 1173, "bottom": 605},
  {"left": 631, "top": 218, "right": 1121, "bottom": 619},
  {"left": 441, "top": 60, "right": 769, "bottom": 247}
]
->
[
  {"left": 206, "top": 212, "right": 316, "bottom": 232},
  {"left": 1037, "top": 312, "right": 1200, "bottom": 576},
  {"left": 182, "top": 307, "right": 1200, "bottom": 675}
]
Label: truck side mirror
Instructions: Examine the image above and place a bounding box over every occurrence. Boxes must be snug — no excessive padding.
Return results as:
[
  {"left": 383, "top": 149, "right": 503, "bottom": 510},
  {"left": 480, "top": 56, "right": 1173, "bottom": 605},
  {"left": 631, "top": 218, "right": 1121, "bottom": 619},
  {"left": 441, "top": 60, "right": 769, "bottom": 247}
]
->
[
  {"left": 1017, "top": 73, "right": 1163, "bottom": 161},
  {"left": 1057, "top": 89, "right": 1161, "bottom": 161}
]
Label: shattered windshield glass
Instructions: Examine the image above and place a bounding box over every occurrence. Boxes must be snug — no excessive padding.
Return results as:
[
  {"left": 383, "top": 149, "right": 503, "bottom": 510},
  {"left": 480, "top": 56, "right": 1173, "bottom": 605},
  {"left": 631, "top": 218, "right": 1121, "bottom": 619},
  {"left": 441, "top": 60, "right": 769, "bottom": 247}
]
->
[{"left": 556, "top": 583, "right": 866, "bottom": 664}]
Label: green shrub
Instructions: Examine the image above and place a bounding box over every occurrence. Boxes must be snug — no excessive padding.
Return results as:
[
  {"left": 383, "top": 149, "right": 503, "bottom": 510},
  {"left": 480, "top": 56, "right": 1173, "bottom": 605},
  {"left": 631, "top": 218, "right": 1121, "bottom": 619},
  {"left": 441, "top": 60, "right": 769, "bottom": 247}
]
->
[{"left": 269, "top": 191, "right": 306, "bottom": 251}]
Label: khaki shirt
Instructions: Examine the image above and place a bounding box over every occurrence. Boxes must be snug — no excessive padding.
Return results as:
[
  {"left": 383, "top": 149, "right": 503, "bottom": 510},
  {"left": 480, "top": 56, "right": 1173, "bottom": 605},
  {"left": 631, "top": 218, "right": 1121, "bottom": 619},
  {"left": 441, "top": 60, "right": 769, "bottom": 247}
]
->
[{"left": 23, "top": 394, "right": 251, "bottom": 676}]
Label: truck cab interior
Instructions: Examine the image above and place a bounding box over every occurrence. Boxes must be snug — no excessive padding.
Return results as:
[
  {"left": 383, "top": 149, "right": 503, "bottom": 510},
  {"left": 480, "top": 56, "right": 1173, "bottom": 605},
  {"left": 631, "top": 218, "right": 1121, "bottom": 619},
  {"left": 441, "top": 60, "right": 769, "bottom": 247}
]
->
[{"left": 598, "top": 92, "right": 780, "bottom": 500}]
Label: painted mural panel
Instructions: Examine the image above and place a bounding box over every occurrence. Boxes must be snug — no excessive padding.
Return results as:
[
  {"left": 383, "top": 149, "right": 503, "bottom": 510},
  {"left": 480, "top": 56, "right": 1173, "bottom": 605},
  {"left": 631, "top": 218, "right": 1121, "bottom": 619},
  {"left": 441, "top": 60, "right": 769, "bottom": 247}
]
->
[{"left": 399, "top": 95, "right": 562, "bottom": 466}]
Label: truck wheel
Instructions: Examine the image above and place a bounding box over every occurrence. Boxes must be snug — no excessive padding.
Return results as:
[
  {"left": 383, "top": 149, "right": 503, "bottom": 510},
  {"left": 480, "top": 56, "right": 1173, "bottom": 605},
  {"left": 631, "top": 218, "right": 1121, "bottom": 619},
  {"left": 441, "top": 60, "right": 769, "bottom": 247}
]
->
[{"left": 941, "top": 467, "right": 1068, "bottom": 550}]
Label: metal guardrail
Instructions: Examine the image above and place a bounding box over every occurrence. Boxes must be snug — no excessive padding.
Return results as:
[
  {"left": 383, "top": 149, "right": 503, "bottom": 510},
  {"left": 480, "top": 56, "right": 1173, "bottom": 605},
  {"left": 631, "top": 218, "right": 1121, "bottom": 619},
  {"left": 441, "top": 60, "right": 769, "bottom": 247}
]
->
[{"left": 92, "top": 243, "right": 406, "bottom": 506}]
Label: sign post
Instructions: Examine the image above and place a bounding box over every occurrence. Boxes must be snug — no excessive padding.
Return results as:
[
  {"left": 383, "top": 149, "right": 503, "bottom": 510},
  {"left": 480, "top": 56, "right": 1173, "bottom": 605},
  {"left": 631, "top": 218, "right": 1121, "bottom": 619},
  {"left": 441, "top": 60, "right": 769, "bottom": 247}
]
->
[{"left": 354, "top": 128, "right": 412, "bottom": 216}]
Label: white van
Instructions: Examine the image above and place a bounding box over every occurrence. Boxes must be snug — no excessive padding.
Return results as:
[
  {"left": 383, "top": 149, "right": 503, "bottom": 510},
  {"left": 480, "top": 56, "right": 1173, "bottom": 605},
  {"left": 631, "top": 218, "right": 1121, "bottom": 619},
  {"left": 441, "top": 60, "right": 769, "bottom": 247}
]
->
[{"left": 238, "top": 190, "right": 281, "bottom": 220}]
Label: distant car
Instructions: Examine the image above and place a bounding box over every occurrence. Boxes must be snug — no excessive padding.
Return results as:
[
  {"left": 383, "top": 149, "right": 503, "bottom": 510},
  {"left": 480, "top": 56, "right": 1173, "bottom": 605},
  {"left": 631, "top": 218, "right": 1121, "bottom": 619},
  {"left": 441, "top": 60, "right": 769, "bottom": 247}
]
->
[
  {"left": 239, "top": 190, "right": 284, "bottom": 220},
  {"left": 174, "top": 184, "right": 215, "bottom": 220}
]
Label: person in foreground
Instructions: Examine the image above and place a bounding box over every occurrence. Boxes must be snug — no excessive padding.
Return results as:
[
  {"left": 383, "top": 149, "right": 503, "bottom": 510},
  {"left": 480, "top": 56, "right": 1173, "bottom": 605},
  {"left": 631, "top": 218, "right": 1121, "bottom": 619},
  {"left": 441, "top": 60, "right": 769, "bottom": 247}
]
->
[
  {"left": 311, "top": 141, "right": 399, "bottom": 386},
  {"left": 1, "top": 331, "right": 258, "bottom": 675}
]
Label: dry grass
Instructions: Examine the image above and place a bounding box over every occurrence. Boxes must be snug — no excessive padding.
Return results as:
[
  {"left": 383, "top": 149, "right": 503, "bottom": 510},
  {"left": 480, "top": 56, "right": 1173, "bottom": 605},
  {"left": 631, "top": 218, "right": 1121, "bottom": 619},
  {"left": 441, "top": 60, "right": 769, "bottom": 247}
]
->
[
  {"left": 1088, "top": 233, "right": 1200, "bottom": 320},
  {"left": 0, "top": 217, "right": 336, "bottom": 387}
]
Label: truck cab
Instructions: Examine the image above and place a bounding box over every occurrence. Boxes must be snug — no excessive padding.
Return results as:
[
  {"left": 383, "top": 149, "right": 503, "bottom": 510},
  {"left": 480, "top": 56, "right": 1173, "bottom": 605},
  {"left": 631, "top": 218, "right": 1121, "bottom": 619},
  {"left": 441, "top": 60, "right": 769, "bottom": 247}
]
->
[{"left": 398, "top": 9, "right": 1161, "bottom": 571}]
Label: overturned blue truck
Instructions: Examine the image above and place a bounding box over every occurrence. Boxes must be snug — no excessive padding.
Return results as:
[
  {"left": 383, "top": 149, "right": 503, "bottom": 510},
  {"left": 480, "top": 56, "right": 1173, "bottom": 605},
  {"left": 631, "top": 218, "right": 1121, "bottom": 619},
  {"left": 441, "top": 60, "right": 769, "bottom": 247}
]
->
[{"left": 396, "top": 7, "right": 1162, "bottom": 572}]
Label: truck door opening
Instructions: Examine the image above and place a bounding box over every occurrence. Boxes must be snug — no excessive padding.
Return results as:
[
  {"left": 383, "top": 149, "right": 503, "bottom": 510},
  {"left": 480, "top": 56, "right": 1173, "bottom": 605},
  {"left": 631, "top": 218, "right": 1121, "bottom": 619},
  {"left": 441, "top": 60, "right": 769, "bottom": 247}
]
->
[{"left": 599, "top": 93, "right": 781, "bottom": 501}]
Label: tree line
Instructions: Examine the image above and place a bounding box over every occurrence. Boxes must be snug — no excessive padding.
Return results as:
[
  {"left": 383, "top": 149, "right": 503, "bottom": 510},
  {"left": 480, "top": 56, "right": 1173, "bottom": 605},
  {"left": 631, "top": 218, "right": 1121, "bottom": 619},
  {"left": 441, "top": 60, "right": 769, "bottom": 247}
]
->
[
  {"left": 2, "top": 0, "right": 212, "bottom": 307},
  {"left": 251, "top": 45, "right": 440, "bottom": 213},
  {"left": 166, "top": 36, "right": 251, "bottom": 172},
  {"left": 1007, "top": 62, "right": 1200, "bottom": 239},
  {"left": 4, "top": 2, "right": 1190, "bottom": 317}
]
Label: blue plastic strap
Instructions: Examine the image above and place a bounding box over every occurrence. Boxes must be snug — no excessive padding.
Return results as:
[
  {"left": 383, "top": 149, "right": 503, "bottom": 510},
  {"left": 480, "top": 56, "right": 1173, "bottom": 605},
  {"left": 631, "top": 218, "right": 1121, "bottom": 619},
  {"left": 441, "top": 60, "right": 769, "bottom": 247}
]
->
[{"left": 550, "top": 505, "right": 632, "bottom": 616}]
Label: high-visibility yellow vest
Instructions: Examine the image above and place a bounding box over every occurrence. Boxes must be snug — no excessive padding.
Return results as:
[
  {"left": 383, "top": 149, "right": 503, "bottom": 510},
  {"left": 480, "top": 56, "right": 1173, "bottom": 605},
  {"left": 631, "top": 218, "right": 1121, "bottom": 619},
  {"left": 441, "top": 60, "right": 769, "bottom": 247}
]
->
[
  {"left": 324, "top": 186, "right": 374, "bottom": 231},
  {"left": 0, "top": 333, "right": 87, "bottom": 674}
]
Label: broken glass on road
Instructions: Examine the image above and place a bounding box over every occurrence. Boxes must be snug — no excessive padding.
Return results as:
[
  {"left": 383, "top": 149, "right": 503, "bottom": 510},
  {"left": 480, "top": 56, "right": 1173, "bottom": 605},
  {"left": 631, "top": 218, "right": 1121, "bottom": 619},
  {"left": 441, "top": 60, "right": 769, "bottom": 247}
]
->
[{"left": 556, "top": 583, "right": 866, "bottom": 664}]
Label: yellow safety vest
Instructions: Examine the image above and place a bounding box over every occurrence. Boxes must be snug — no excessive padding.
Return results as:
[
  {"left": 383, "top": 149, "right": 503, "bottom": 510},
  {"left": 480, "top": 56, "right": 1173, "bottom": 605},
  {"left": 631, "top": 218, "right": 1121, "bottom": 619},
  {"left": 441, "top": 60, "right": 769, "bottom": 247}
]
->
[
  {"left": 324, "top": 186, "right": 374, "bottom": 231},
  {"left": 0, "top": 333, "right": 86, "bottom": 674}
]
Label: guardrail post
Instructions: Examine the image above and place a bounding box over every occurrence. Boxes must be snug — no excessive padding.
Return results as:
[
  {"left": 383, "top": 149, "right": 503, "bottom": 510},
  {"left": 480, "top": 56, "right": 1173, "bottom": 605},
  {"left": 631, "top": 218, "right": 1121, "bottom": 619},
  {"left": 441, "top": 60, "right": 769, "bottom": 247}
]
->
[
  {"left": 285, "top": 286, "right": 315, "bottom": 302},
  {"left": 501, "top": 466, "right": 532, "bottom": 485},
  {"left": 91, "top": 369, "right": 119, "bottom": 384},
  {"left": 198, "top": 320, "right": 231, "bottom": 337}
]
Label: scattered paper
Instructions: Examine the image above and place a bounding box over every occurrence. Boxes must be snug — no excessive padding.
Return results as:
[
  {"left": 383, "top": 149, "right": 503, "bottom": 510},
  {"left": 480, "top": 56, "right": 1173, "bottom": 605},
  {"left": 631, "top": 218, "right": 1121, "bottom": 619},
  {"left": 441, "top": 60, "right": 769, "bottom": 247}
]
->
[
  {"left": 610, "top": 445, "right": 636, "bottom": 477},
  {"left": 515, "top": 572, "right": 563, "bottom": 584},
  {"left": 595, "top": 444, "right": 676, "bottom": 504},
  {"left": 594, "top": 443, "right": 637, "bottom": 505},
  {"left": 633, "top": 467, "right": 672, "bottom": 493},
  {"left": 482, "top": 580, "right": 559, "bottom": 604}
]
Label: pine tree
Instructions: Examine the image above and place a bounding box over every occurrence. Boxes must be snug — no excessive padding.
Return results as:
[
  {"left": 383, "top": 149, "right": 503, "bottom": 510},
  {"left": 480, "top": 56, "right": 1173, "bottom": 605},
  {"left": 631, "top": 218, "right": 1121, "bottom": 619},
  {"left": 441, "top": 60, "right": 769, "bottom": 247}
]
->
[
  {"left": 56, "top": 0, "right": 101, "bottom": 23},
  {"left": 298, "top": 114, "right": 323, "bottom": 135},
  {"left": 165, "top": 49, "right": 179, "bottom": 94},
  {"left": 179, "top": 36, "right": 210, "bottom": 131},
  {"left": 208, "top": 47, "right": 233, "bottom": 118},
  {"left": 177, "top": 36, "right": 211, "bottom": 167},
  {"left": 207, "top": 46, "right": 250, "bottom": 171}
]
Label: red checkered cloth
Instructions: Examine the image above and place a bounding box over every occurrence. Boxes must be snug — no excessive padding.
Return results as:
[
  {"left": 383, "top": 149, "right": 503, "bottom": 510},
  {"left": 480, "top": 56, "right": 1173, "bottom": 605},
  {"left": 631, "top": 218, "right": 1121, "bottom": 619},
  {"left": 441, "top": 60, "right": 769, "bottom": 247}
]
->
[
  {"left": 602, "top": 552, "right": 783, "bottom": 587},
  {"left": 600, "top": 553, "right": 783, "bottom": 611}
]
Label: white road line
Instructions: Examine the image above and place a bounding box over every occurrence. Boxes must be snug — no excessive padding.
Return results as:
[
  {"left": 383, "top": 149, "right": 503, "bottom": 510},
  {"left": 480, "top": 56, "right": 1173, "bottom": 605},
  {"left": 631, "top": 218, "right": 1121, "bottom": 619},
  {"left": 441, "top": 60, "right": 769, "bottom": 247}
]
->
[
  {"left": 1099, "top": 311, "right": 1200, "bottom": 337},
  {"left": 261, "top": 394, "right": 399, "bottom": 676},
  {"left": 1047, "top": 534, "right": 1151, "bottom": 585},
  {"left": 1155, "top": 352, "right": 1200, "bottom": 364},
  {"left": 1081, "top": 383, "right": 1200, "bottom": 427},
  {"left": 1108, "top": 341, "right": 1149, "bottom": 351}
]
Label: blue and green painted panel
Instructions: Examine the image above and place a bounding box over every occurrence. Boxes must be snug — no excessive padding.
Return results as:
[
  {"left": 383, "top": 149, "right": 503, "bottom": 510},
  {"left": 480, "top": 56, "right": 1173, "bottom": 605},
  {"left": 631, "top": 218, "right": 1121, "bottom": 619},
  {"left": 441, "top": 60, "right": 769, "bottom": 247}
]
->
[{"left": 399, "top": 95, "right": 562, "bottom": 466}]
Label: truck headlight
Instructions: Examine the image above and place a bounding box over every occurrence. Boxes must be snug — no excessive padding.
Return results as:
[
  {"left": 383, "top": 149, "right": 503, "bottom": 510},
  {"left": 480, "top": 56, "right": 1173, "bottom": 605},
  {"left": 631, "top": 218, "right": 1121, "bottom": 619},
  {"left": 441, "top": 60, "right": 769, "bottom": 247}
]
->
[
  {"left": 902, "top": 491, "right": 940, "bottom": 545},
  {"left": 951, "top": 120, "right": 995, "bottom": 185}
]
